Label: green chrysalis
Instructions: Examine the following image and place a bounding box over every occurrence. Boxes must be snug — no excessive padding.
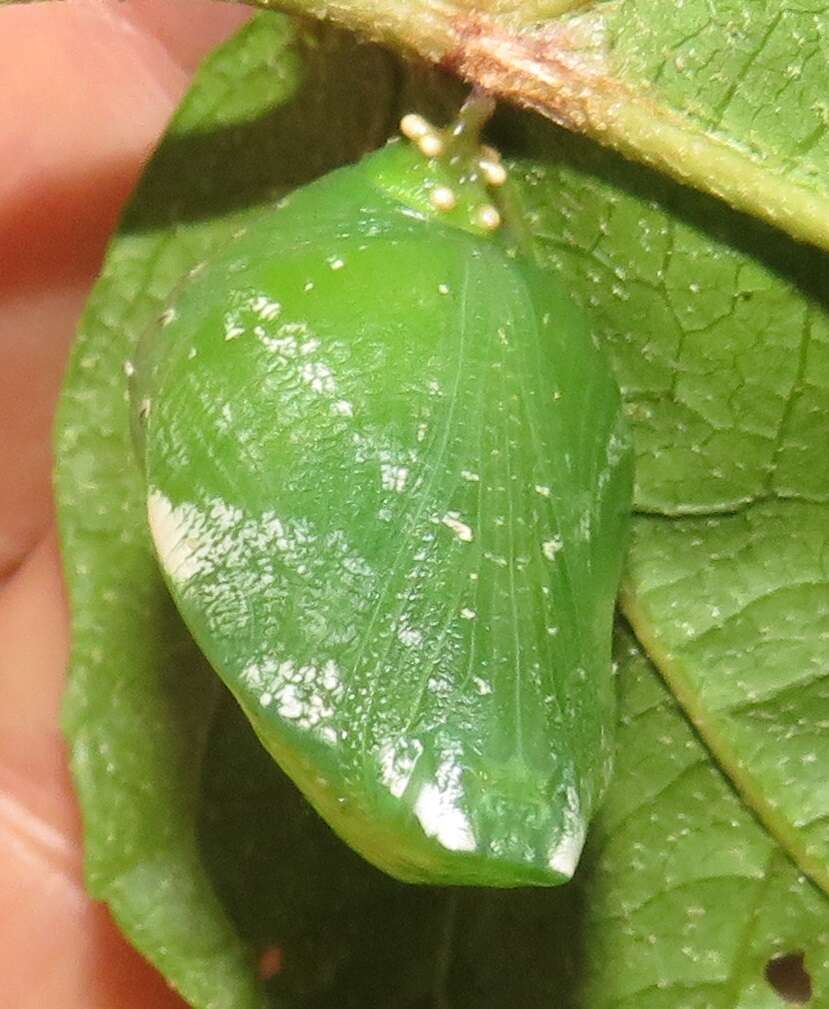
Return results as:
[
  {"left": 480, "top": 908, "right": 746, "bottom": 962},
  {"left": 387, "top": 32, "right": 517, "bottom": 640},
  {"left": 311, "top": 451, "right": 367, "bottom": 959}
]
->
[{"left": 131, "top": 96, "right": 633, "bottom": 887}]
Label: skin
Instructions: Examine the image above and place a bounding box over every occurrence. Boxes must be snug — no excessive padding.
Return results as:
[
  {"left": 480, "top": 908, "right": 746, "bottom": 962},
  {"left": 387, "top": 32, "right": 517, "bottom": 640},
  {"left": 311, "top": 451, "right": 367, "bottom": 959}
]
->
[{"left": 0, "top": 2, "right": 249, "bottom": 1005}]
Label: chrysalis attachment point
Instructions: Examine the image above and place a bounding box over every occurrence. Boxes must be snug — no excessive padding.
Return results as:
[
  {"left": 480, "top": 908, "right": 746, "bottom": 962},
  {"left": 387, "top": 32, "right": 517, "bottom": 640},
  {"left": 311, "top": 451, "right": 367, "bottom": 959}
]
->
[
  {"left": 476, "top": 204, "right": 501, "bottom": 231},
  {"left": 479, "top": 144, "right": 502, "bottom": 164},
  {"left": 430, "top": 186, "right": 457, "bottom": 212},
  {"left": 418, "top": 133, "right": 445, "bottom": 159},
  {"left": 479, "top": 158, "right": 507, "bottom": 187},
  {"left": 399, "top": 113, "right": 431, "bottom": 140}
]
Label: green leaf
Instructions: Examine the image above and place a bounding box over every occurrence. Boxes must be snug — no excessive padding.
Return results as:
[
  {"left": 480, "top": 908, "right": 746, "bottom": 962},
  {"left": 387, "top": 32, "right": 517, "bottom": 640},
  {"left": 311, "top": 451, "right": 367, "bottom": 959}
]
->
[
  {"left": 622, "top": 501, "right": 829, "bottom": 893},
  {"left": 507, "top": 117, "right": 828, "bottom": 514},
  {"left": 580, "top": 631, "right": 829, "bottom": 1009},
  {"left": 604, "top": 0, "right": 829, "bottom": 201},
  {"left": 505, "top": 115, "right": 829, "bottom": 891}
]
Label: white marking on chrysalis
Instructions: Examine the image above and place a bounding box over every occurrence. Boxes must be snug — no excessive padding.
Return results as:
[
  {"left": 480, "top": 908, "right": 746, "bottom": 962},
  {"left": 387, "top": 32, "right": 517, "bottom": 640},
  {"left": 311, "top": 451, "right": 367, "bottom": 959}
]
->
[
  {"left": 547, "top": 788, "right": 585, "bottom": 878},
  {"left": 547, "top": 829, "right": 584, "bottom": 878},
  {"left": 249, "top": 295, "right": 282, "bottom": 321},
  {"left": 381, "top": 464, "right": 409, "bottom": 493},
  {"left": 441, "top": 513, "right": 474, "bottom": 542},
  {"left": 397, "top": 625, "right": 423, "bottom": 647},
  {"left": 147, "top": 491, "right": 206, "bottom": 583},
  {"left": 379, "top": 739, "right": 423, "bottom": 799},
  {"left": 413, "top": 782, "right": 475, "bottom": 851},
  {"left": 301, "top": 361, "right": 336, "bottom": 395},
  {"left": 542, "top": 536, "right": 563, "bottom": 560}
]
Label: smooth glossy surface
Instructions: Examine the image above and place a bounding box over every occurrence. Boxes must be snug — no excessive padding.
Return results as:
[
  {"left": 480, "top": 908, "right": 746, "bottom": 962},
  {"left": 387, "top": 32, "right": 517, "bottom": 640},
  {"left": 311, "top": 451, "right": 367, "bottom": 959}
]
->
[{"left": 132, "top": 143, "right": 633, "bottom": 886}]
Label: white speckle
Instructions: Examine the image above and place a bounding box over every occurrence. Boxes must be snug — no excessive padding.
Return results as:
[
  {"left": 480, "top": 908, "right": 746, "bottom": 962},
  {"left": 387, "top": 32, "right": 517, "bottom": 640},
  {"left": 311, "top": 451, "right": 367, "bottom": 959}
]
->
[
  {"left": 123, "top": 360, "right": 135, "bottom": 378},
  {"left": 147, "top": 490, "right": 208, "bottom": 583},
  {"left": 542, "top": 536, "right": 563, "bottom": 561},
  {"left": 438, "top": 283, "right": 450, "bottom": 295},
  {"left": 534, "top": 484, "right": 551, "bottom": 497},
  {"left": 548, "top": 788, "right": 585, "bottom": 877},
  {"left": 441, "top": 513, "right": 474, "bottom": 542},
  {"left": 484, "top": 551, "right": 507, "bottom": 567},
  {"left": 398, "top": 625, "right": 423, "bottom": 647},
  {"left": 189, "top": 262, "right": 206, "bottom": 278},
  {"left": 217, "top": 402, "right": 234, "bottom": 430},
  {"left": 159, "top": 307, "right": 177, "bottom": 327},
  {"left": 473, "top": 676, "right": 492, "bottom": 696},
  {"left": 301, "top": 361, "right": 337, "bottom": 395},
  {"left": 379, "top": 739, "right": 423, "bottom": 798},
  {"left": 275, "top": 682, "right": 303, "bottom": 719},
  {"left": 304, "top": 280, "right": 315, "bottom": 292},
  {"left": 460, "top": 608, "right": 476, "bottom": 620},
  {"left": 546, "top": 625, "right": 560, "bottom": 636},
  {"left": 224, "top": 312, "right": 245, "bottom": 341},
  {"left": 300, "top": 338, "right": 321, "bottom": 355},
  {"left": 187, "top": 347, "right": 197, "bottom": 360},
  {"left": 328, "top": 256, "right": 345, "bottom": 271},
  {"left": 260, "top": 691, "right": 273, "bottom": 707},
  {"left": 381, "top": 463, "right": 410, "bottom": 493},
  {"left": 413, "top": 780, "right": 475, "bottom": 852},
  {"left": 249, "top": 294, "right": 282, "bottom": 321},
  {"left": 139, "top": 398, "right": 151, "bottom": 419},
  {"left": 417, "top": 423, "right": 429, "bottom": 442},
  {"left": 331, "top": 399, "right": 353, "bottom": 417},
  {"left": 258, "top": 327, "right": 299, "bottom": 356},
  {"left": 461, "top": 470, "right": 480, "bottom": 482},
  {"left": 547, "top": 830, "right": 584, "bottom": 878},
  {"left": 321, "top": 660, "right": 341, "bottom": 692}
]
